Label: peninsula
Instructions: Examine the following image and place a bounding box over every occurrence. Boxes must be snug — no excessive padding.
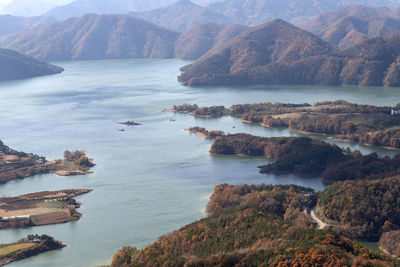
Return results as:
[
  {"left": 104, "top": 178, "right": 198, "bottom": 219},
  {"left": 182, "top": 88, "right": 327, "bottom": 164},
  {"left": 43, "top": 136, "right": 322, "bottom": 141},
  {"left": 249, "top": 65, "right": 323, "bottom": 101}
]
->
[
  {"left": 0, "top": 141, "right": 95, "bottom": 184},
  {"left": 0, "top": 235, "right": 65, "bottom": 266},
  {"left": 172, "top": 100, "right": 400, "bottom": 149},
  {"left": 0, "top": 189, "right": 92, "bottom": 230}
]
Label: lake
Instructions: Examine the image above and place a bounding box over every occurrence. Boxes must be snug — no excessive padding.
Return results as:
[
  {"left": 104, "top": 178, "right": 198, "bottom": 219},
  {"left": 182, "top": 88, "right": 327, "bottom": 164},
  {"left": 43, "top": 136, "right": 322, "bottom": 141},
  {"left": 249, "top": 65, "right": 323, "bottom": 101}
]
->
[{"left": 0, "top": 58, "right": 399, "bottom": 266}]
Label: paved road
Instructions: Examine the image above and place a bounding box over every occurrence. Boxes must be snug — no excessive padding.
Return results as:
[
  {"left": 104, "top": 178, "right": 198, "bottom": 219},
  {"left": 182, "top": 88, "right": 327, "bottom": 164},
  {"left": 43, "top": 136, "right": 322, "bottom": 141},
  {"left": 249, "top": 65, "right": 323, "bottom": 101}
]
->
[{"left": 310, "top": 209, "right": 328, "bottom": 229}]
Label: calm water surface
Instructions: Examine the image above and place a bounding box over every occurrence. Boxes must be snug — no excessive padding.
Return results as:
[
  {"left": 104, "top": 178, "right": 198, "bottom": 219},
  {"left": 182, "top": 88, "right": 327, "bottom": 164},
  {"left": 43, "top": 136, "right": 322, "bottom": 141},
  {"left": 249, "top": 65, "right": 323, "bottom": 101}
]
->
[{"left": 0, "top": 59, "right": 399, "bottom": 266}]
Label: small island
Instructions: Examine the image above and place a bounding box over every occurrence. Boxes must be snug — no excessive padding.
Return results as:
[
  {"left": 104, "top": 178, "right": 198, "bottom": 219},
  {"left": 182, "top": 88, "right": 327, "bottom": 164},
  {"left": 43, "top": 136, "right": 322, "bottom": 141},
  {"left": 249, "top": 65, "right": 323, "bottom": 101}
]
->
[
  {"left": 0, "top": 235, "right": 65, "bottom": 266},
  {"left": 0, "top": 141, "right": 95, "bottom": 184},
  {"left": 0, "top": 189, "right": 92, "bottom": 230},
  {"left": 172, "top": 100, "right": 400, "bottom": 149}
]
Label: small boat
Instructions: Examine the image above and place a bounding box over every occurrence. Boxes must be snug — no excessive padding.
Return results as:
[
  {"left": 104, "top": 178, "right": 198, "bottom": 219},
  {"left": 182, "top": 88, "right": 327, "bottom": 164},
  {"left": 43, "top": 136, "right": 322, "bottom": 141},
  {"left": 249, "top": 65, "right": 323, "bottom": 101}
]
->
[{"left": 119, "top": 121, "right": 142, "bottom": 126}]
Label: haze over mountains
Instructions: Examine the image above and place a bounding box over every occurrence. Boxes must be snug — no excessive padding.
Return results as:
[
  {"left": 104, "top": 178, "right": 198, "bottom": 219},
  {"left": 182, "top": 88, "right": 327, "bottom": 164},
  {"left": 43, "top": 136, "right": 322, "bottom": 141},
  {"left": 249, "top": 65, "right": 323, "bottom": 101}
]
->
[
  {"left": 0, "top": 48, "right": 63, "bottom": 81},
  {"left": 0, "top": 15, "right": 57, "bottom": 37},
  {"left": 207, "top": 0, "right": 400, "bottom": 25},
  {"left": 131, "top": 0, "right": 233, "bottom": 32},
  {"left": 300, "top": 5, "right": 400, "bottom": 48},
  {"left": 0, "top": 0, "right": 73, "bottom": 16},
  {"left": 45, "top": 0, "right": 219, "bottom": 20}
]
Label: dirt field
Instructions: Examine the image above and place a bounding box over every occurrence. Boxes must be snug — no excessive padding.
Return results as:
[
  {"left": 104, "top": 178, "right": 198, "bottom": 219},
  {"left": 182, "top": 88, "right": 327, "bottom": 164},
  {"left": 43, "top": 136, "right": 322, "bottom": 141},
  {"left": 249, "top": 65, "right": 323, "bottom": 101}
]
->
[
  {"left": 0, "top": 189, "right": 91, "bottom": 229},
  {"left": 0, "top": 243, "right": 35, "bottom": 257}
]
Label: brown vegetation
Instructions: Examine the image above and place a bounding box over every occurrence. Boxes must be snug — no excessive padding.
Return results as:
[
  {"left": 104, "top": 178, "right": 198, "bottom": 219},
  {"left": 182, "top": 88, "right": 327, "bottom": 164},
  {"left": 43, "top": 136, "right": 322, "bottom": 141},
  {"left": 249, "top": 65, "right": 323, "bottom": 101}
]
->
[
  {"left": 111, "top": 184, "right": 396, "bottom": 266},
  {"left": 318, "top": 176, "right": 400, "bottom": 241}
]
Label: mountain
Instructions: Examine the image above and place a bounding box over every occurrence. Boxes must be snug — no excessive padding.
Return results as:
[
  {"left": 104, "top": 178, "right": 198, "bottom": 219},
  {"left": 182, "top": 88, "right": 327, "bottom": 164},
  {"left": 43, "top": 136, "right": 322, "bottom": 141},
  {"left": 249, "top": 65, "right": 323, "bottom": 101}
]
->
[
  {"left": 174, "top": 23, "right": 248, "bottom": 59},
  {"left": 130, "top": 0, "right": 233, "bottom": 32},
  {"left": 178, "top": 19, "right": 400, "bottom": 87},
  {"left": 0, "top": 14, "right": 179, "bottom": 61},
  {"left": 0, "top": 48, "right": 63, "bottom": 81},
  {"left": 0, "top": 15, "right": 57, "bottom": 37},
  {"left": 0, "top": 0, "right": 73, "bottom": 16},
  {"left": 207, "top": 0, "right": 400, "bottom": 26},
  {"left": 178, "top": 19, "right": 334, "bottom": 85},
  {"left": 300, "top": 5, "right": 400, "bottom": 49}
]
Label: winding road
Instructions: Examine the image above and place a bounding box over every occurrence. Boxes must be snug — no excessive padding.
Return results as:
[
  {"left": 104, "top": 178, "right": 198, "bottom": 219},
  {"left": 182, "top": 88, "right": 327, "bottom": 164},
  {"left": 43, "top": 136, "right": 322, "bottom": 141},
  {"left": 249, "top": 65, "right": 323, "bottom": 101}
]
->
[{"left": 310, "top": 209, "right": 328, "bottom": 229}]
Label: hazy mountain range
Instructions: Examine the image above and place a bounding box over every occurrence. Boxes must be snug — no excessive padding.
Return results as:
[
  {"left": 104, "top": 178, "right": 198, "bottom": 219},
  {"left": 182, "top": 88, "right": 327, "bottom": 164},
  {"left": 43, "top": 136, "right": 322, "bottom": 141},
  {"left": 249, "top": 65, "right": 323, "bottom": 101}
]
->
[
  {"left": 0, "top": 15, "right": 57, "bottom": 37},
  {"left": 0, "top": 48, "right": 63, "bottom": 81},
  {"left": 45, "top": 0, "right": 219, "bottom": 20},
  {"left": 300, "top": 5, "right": 400, "bottom": 48},
  {"left": 1, "top": 0, "right": 397, "bottom": 25},
  {"left": 178, "top": 19, "right": 400, "bottom": 87},
  {"left": 0, "top": 0, "right": 73, "bottom": 16},
  {"left": 207, "top": 0, "right": 400, "bottom": 26},
  {"left": 130, "top": 0, "right": 233, "bottom": 32}
]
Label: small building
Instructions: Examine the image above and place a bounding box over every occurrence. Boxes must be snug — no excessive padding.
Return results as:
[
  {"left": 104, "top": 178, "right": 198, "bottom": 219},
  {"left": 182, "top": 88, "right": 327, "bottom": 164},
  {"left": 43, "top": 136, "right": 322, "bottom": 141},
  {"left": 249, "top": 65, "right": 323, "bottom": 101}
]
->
[{"left": 391, "top": 109, "right": 400, "bottom": 116}]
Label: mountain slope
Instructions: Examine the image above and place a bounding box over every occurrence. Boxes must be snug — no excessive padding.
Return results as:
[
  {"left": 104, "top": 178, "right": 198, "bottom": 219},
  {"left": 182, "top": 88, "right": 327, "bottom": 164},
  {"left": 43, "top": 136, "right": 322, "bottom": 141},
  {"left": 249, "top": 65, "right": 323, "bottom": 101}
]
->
[
  {"left": 178, "top": 19, "right": 335, "bottom": 85},
  {"left": 0, "top": 49, "right": 63, "bottom": 81},
  {"left": 111, "top": 184, "right": 397, "bottom": 266},
  {"left": 174, "top": 23, "right": 248, "bottom": 59},
  {"left": 300, "top": 5, "right": 400, "bottom": 49},
  {"left": 0, "top": 15, "right": 57, "bottom": 37},
  {"left": 131, "top": 0, "right": 233, "bottom": 32},
  {"left": 0, "top": 14, "right": 179, "bottom": 61},
  {"left": 178, "top": 19, "right": 400, "bottom": 87},
  {"left": 208, "top": 0, "right": 399, "bottom": 26}
]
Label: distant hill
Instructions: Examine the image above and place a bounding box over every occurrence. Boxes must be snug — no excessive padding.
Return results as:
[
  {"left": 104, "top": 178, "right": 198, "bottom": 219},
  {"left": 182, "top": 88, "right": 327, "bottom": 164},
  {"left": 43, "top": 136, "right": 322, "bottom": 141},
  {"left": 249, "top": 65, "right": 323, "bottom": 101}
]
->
[
  {"left": 178, "top": 19, "right": 400, "bottom": 87},
  {"left": 0, "top": 15, "right": 57, "bottom": 37},
  {"left": 0, "top": 14, "right": 179, "bottom": 61},
  {"left": 130, "top": 0, "right": 233, "bottom": 32},
  {"left": 0, "top": 0, "right": 73, "bottom": 16},
  {"left": 208, "top": 0, "right": 400, "bottom": 26},
  {"left": 300, "top": 5, "right": 400, "bottom": 49},
  {"left": 174, "top": 23, "right": 248, "bottom": 59},
  {"left": 0, "top": 48, "right": 63, "bottom": 81}
]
